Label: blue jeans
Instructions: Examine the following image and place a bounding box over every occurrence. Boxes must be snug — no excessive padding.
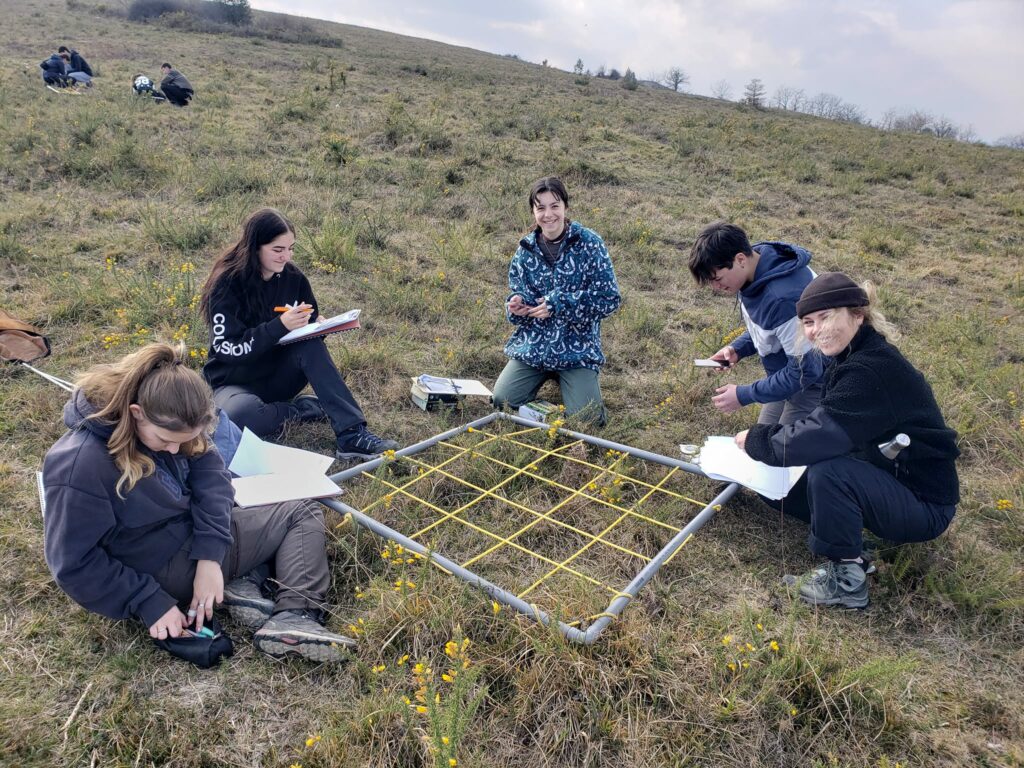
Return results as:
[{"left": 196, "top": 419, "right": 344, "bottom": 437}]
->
[{"left": 766, "top": 455, "right": 956, "bottom": 559}]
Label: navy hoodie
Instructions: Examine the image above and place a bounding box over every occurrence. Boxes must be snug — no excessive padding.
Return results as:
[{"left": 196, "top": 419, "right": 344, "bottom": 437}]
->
[
  {"left": 43, "top": 390, "right": 233, "bottom": 628},
  {"left": 731, "top": 242, "right": 823, "bottom": 405}
]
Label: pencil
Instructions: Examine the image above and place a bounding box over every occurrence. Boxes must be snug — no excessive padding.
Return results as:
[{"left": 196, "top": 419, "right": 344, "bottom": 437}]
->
[{"left": 274, "top": 305, "right": 313, "bottom": 313}]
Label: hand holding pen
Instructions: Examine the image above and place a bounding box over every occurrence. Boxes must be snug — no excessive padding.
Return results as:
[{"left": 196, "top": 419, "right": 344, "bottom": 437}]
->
[{"left": 275, "top": 303, "right": 313, "bottom": 331}]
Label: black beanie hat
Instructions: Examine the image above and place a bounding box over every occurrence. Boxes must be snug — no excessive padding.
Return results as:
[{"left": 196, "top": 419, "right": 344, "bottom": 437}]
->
[{"left": 796, "top": 272, "right": 869, "bottom": 318}]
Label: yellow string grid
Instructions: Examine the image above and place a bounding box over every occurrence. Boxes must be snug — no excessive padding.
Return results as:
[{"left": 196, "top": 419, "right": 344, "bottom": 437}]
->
[{"left": 332, "top": 415, "right": 738, "bottom": 641}]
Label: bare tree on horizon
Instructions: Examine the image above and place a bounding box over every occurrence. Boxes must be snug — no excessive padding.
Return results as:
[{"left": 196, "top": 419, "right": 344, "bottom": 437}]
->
[
  {"left": 663, "top": 66, "right": 689, "bottom": 92},
  {"left": 710, "top": 79, "right": 732, "bottom": 100}
]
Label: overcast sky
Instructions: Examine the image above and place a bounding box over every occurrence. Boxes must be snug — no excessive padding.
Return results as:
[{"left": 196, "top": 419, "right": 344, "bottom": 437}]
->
[{"left": 250, "top": 0, "right": 1023, "bottom": 141}]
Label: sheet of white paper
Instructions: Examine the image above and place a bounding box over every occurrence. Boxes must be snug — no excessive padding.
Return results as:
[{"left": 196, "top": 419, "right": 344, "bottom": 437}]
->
[
  {"left": 690, "top": 436, "right": 806, "bottom": 500},
  {"left": 229, "top": 428, "right": 334, "bottom": 477},
  {"left": 278, "top": 309, "right": 360, "bottom": 344},
  {"left": 231, "top": 473, "right": 342, "bottom": 508},
  {"left": 416, "top": 374, "right": 493, "bottom": 396}
]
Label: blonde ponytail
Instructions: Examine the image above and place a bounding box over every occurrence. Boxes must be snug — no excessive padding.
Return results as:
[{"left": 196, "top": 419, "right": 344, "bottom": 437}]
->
[
  {"left": 75, "top": 343, "right": 215, "bottom": 496},
  {"left": 856, "top": 281, "right": 901, "bottom": 342}
]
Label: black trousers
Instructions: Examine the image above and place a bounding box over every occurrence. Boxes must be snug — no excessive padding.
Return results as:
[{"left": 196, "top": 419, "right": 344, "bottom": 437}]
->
[
  {"left": 161, "top": 84, "right": 193, "bottom": 106},
  {"left": 765, "top": 455, "right": 956, "bottom": 560},
  {"left": 213, "top": 337, "right": 365, "bottom": 440}
]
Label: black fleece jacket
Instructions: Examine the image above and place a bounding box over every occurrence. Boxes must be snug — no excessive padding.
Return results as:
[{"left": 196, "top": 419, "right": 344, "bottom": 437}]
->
[
  {"left": 744, "top": 324, "right": 960, "bottom": 505},
  {"left": 202, "top": 265, "right": 319, "bottom": 388}
]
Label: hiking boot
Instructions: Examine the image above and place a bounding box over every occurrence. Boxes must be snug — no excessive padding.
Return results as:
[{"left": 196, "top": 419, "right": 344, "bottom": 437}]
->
[
  {"left": 785, "top": 561, "right": 869, "bottom": 609},
  {"left": 291, "top": 394, "right": 328, "bottom": 422},
  {"left": 253, "top": 610, "right": 356, "bottom": 662},
  {"left": 782, "top": 552, "right": 875, "bottom": 585},
  {"left": 335, "top": 424, "right": 399, "bottom": 460},
  {"left": 223, "top": 575, "right": 274, "bottom": 628}
]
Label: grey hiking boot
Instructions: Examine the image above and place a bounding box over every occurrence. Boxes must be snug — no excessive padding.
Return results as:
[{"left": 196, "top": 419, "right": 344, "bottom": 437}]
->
[
  {"left": 291, "top": 394, "right": 328, "bottom": 422},
  {"left": 784, "top": 561, "right": 869, "bottom": 609},
  {"left": 253, "top": 610, "right": 356, "bottom": 662},
  {"left": 335, "top": 424, "right": 399, "bottom": 460},
  {"left": 223, "top": 576, "right": 275, "bottom": 628}
]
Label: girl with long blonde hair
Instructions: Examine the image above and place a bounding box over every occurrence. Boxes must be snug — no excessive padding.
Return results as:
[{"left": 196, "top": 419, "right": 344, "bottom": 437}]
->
[{"left": 43, "top": 343, "right": 357, "bottom": 662}]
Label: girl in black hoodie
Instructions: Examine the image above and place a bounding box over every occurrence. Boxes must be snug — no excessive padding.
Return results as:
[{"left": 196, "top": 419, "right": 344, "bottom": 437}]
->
[{"left": 199, "top": 207, "right": 396, "bottom": 460}]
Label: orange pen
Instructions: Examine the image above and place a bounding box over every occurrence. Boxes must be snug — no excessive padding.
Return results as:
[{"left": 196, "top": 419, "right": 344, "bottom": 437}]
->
[{"left": 274, "top": 305, "right": 313, "bottom": 313}]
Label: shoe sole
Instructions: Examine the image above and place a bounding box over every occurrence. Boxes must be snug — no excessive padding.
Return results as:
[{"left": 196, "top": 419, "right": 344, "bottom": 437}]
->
[
  {"left": 335, "top": 451, "right": 382, "bottom": 461},
  {"left": 798, "top": 592, "right": 869, "bottom": 609},
  {"left": 253, "top": 628, "right": 356, "bottom": 662}
]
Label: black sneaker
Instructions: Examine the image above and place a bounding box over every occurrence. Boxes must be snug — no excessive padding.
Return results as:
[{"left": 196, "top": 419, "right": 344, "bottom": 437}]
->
[
  {"left": 291, "top": 394, "right": 328, "bottom": 422},
  {"left": 335, "top": 425, "right": 399, "bottom": 460},
  {"left": 253, "top": 610, "right": 356, "bottom": 662}
]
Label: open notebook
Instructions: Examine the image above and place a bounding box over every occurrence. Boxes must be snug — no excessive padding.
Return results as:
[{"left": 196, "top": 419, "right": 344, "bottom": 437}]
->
[
  {"left": 278, "top": 309, "right": 361, "bottom": 345},
  {"left": 229, "top": 429, "right": 342, "bottom": 507}
]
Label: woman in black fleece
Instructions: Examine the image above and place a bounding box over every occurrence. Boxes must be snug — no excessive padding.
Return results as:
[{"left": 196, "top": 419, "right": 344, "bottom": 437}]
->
[
  {"left": 200, "top": 208, "right": 397, "bottom": 460},
  {"left": 735, "top": 272, "right": 959, "bottom": 608}
]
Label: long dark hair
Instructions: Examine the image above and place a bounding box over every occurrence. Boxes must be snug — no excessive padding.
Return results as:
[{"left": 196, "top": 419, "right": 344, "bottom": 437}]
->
[{"left": 199, "top": 207, "right": 296, "bottom": 323}]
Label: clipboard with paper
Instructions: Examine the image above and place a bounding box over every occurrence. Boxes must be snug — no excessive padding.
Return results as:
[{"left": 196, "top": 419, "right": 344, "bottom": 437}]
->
[
  {"left": 689, "top": 436, "right": 806, "bottom": 500},
  {"left": 228, "top": 428, "right": 342, "bottom": 507},
  {"left": 278, "top": 309, "right": 361, "bottom": 345}
]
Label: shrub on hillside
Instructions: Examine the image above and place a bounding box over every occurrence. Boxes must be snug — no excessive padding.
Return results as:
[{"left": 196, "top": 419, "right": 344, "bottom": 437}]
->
[
  {"left": 129, "top": 0, "right": 248, "bottom": 24},
  {"left": 123, "top": 0, "right": 341, "bottom": 45},
  {"left": 127, "top": 0, "right": 185, "bottom": 20}
]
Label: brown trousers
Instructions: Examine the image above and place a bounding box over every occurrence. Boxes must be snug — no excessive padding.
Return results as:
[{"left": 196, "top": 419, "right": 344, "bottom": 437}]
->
[{"left": 155, "top": 500, "right": 330, "bottom": 615}]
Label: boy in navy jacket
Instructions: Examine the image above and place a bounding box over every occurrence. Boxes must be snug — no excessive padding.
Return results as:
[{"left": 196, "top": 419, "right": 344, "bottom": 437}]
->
[{"left": 689, "top": 222, "right": 822, "bottom": 425}]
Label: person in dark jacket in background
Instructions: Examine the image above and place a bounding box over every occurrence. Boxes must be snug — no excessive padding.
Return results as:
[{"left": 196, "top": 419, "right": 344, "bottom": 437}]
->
[
  {"left": 735, "top": 272, "right": 960, "bottom": 608},
  {"left": 43, "top": 343, "right": 357, "bottom": 662},
  {"left": 58, "top": 45, "right": 92, "bottom": 81},
  {"left": 199, "top": 207, "right": 398, "bottom": 460},
  {"left": 159, "top": 62, "right": 194, "bottom": 106},
  {"left": 689, "top": 222, "right": 823, "bottom": 425},
  {"left": 40, "top": 52, "right": 68, "bottom": 87}
]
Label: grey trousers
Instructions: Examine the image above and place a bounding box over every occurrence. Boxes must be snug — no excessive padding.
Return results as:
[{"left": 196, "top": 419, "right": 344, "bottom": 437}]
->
[
  {"left": 756, "top": 383, "right": 823, "bottom": 426},
  {"left": 155, "top": 499, "right": 330, "bottom": 615},
  {"left": 492, "top": 359, "right": 606, "bottom": 426}
]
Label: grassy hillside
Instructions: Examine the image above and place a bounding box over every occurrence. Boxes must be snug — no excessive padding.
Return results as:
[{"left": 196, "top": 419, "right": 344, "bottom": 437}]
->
[{"left": 1, "top": 0, "right": 1022, "bottom": 765}]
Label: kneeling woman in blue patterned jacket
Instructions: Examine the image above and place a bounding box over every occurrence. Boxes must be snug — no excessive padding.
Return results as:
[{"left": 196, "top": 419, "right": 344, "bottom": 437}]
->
[{"left": 492, "top": 176, "right": 621, "bottom": 425}]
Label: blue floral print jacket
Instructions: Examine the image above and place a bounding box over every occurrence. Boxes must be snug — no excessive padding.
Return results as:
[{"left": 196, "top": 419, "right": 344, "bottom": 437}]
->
[{"left": 503, "top": 221, "right": 621, "bottom": 371}]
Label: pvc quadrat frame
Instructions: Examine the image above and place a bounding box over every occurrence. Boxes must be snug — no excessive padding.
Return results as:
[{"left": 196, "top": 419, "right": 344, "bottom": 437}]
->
[{"left": 323, "top": 412, "right": 739, "bottom": 644}]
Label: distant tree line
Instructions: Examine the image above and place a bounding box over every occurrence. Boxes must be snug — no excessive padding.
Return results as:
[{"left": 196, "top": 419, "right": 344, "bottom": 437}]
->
[
  {"left": 718, "top": 76, "right": 984, "bottom": 144},
  {"left": 522, "top": 55, "right": 1018, "bottom": 146}
]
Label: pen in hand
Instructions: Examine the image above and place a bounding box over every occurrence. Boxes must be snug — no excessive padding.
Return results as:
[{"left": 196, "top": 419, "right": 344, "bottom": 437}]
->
[{"left": 274, "top": 305, "right": 313, "bottom": 313}]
